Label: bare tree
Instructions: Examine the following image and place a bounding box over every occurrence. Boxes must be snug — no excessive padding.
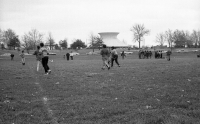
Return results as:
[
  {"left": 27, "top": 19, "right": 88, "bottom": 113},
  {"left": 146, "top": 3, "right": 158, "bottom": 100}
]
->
[
  {"left": 198, "top": 30, "right": 200, "bottom": 45},
  {"left": 183, "top": 30, "right": 193, "bottom": 47},
  {"left": 130, "top": 24, "right": 150, "bottom": 48},
  {"left": 21, "top": 34, "right": 31, "bottom": 48},
  {"left": 28, "top": 29, "right": 43, "bottom": 49},
  {"left": 59, "top": 38, "right": 68, "bottom": 49},
  {"left": 165, "top": 29, "right": 174, "bottom": 50},
  {"left": 191, "top": 30, "right": 199, "bottom": 47},
  {"left": 89, "top": 32, "right": 95, "bottom": 52},
  {"left": 156, "top": 33, "right": 165, "bottom": 46},
  {"left": 46, "top": 32, "right": 55, "bottom": 50},
  {"left": 0, "top": 29, "right": 5, "bottom": 44}
]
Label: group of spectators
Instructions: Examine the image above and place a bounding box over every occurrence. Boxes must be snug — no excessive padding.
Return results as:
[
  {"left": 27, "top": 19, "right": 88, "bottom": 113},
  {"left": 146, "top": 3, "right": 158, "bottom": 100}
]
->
[
  {"left": 138, "top": 50, "right": 152, "bottom": 59},
  {"left": 155, "top": 51, "right": 163, "bottom": 59},
  {"left": 138, "top": 50, "right": 171, "bottom": 61}
]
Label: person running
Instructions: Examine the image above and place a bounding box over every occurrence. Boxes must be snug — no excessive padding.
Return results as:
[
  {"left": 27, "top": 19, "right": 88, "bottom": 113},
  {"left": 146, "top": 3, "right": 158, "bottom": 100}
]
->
[
  {"left": 111, "top": 46, "right": 120, "bottom": 67},
  {"left": 33, "top": 46, "right": 42, "bottom": 71},
  {"left": 100, "top": 44, "right": 110, "bottom": 70},
  {"left": 20, "top": 50, "right": 25, "bottom": 65},
  {"left": 39, "top": 43, "right": 51, "bottom": 75},
  {"left": 121, "top": 51, "right": 126, "bottom": 59}
]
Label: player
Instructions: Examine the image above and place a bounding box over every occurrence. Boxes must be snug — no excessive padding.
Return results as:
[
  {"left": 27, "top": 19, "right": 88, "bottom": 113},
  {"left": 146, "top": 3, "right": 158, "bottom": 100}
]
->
[
  {"left": 33, "top": 46, "right": 42, "bottom": 71},
  {"left": 166, "top": 50, "right": 172, "bottom": 61},
  {"left": 39, "top": 43, "right": 51, "bottom": 75},
  {"left": 121, "top": 51, "right": 126, "bottom": 59},
  {"left": 100, "top": 44, "right": 110, "bottom": 70},
  {"left": 111, "top": 46, "right": 120, "bottom": 67},
  {"left": 20, "top": 50, "right": 25, "bottom": 65}
]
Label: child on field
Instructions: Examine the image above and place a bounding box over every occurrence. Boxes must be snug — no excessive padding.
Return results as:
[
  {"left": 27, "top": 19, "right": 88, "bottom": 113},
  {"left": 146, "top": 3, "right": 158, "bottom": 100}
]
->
[
  {"left": 33, "top": 46, "right": 42, "bottom": 71},
  {"left": 70, "top": 51, "right": 73, "bottom": 60},
  {"left": 20, "top": 50, "right": 25, "bottom": 65}
]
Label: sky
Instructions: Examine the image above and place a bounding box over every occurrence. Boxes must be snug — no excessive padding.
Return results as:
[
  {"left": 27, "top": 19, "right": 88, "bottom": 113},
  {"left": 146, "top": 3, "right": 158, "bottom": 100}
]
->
[{"left": 0, "top": 0, "right": 200, "bottom": 47}]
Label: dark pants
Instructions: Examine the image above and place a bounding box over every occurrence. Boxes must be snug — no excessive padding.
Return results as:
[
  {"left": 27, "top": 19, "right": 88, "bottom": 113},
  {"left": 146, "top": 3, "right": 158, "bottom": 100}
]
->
[
  {"left": 66, "top": 55, "right": 70, "bottom": 60},
  {"left": 70, "top": 56, "right": 73, "bottom": 60},
  {"left": 111, "top": 55, "right": 120, "bottom": 67},
  {"left": 42, "top": 56, "right": 50, "bottom": 73},
  {"left": 167, "top": 55, "right": 170, "bottom": 61}
]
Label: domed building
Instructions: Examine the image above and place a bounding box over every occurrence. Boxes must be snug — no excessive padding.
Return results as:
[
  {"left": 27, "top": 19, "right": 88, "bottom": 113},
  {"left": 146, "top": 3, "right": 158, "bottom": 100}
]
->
[{"left": 98, "top": 32, "right": 128, "bottom": 47}]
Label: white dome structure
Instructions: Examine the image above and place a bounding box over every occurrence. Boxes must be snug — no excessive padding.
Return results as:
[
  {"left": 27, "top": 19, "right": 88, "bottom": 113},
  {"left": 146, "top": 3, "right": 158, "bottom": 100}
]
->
[{"left": 98, "top": 32, "right": 128, "bottom": 47}]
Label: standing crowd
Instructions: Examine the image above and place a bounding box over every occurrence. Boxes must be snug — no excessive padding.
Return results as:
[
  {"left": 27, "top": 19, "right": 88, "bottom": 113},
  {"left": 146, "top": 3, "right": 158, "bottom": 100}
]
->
[
  {"left": 155, "top": 50, "right": 163, "bottom": 59},
  {"left": 138, "top": 50, "right": 152, "bottom": 59}
]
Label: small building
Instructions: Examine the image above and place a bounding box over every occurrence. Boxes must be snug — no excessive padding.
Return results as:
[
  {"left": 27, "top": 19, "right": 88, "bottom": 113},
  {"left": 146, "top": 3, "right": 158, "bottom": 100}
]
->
[{"left": 45, "top": 43, "right": 56, "bottom": 50}]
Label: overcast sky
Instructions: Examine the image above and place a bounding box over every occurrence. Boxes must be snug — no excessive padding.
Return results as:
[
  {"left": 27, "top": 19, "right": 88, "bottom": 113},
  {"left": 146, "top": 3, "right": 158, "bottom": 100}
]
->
[{"left": 0, "top": 0, "right": 200, "bottom": 46}]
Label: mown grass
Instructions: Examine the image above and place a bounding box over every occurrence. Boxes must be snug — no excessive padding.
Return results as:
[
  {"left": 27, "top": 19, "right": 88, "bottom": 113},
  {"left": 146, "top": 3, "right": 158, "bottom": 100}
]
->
[{"left": 1, "top": 49, "right": 200, "bottom": 124}]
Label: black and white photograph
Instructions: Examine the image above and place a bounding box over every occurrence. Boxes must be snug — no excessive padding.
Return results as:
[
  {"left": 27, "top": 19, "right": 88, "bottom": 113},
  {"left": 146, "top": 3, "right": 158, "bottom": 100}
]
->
[{"left": 0, "top": 0, "right": 200, "bottom": 123}]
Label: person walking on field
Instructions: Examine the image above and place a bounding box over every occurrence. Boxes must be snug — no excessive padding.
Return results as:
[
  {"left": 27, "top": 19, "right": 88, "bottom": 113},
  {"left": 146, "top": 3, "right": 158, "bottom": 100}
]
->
[
  {"left": 10, "top": 53, "right": 14, "bottom": 60},
  {"left": 39, "top": 43, "right": 51, "bottom": 75},
  {"left": 111, "top": 46, "right": 120, "bottom": 67},
  {"left": 33, "top": 46, "right": 42, "bottom": 71},
  {"left": 166, "top": 50, "right": 172, "bottom": 61},
  {"left": 121, "top": 51, "right": 126, "bottom": 59},
  {"left": 20, "top": 50, "right": 25, "bottom": 65},
  {"left": 100, "top": 44, "right": 110, "bottom": 70},
  {"left": 66, "top": 52, "right": 70, "bottom": 60},
  {"left": 70, "top": 51, "right": 73, "bottom": 60}
]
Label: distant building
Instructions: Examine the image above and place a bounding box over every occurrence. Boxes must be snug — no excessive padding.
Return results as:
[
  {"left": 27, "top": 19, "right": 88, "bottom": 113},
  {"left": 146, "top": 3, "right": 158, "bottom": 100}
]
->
[
  {"left": 45, "top": 43, "right": 55, "bottom": 50},
  {"left": 98, "top": 32, "right": 128, "bottom": 47}
]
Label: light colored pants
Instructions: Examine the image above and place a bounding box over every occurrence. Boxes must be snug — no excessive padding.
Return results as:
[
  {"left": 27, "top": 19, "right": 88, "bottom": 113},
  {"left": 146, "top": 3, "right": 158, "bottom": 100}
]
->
[
  {"left": 21, "top": 58, "right": 25, "bottom": 63},
  {"left": 102, "top": 56, "right": 109, "bottom": 69},
  {"left": 37, "top": 61, "right": 40, "bottom": 71}
]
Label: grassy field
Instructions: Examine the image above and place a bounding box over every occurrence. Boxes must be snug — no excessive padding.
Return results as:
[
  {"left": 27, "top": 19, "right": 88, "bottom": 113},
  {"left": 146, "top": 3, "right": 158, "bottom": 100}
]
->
[{"left": 1, "top": 49, "right": 200, "bottom": 124}]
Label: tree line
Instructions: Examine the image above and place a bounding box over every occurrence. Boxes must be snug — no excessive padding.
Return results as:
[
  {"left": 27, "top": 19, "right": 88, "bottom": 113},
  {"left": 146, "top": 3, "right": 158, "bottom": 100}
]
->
[
  {"left": 1, "top": 26, "right": 199, "bottom": 51},
  {"left": 0, "top": 28, "right": 88, "bottom": 50},
  {"left": 156, "top": 29, "right": 200, "bottom": 49},
  {"left": 130, "top": 24, "right": 200, "bottom": 49},
  {"left": 0, "top": 28, "right": 103, "bottom": 51}
]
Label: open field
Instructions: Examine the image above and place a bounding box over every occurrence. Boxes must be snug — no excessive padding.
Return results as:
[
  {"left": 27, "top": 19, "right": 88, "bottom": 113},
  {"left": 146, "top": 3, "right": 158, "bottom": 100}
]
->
[{"left": 1, "top": 49, "right": 200, "bottom": 124}]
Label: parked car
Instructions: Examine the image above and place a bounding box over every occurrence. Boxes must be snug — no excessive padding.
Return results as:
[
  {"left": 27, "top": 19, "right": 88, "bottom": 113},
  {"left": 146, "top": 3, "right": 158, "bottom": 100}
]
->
[
  {"left": 176, "top": 49, "right": 188, "bottom": 53},
  {"left": 0, "top": 53, "right": 11, "bottom": 56},
  {"left": 71, "top": 52, "right": 80, "bottom": 55},
  {"left": 48, "top": 53, "right": 56, "bottom": 55},
  {"left": 192, "top": 49, "right": 199, "bottom": 52},
  {"left": 120, "top": 51, "right": 133, "bottom": 54},
  {"left": 86, "top": 51, "right": 100, "bottom": 55}
]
